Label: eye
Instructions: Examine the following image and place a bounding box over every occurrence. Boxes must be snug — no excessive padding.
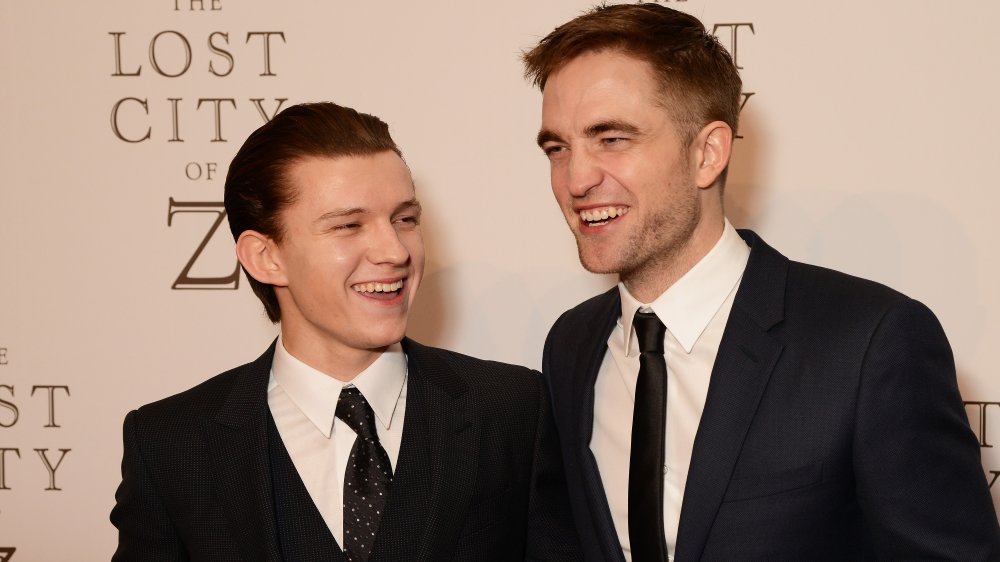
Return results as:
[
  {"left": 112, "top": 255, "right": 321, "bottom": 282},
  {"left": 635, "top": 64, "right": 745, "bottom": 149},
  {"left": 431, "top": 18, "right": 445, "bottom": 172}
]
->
[
  {"left": 394, "top": 215, "right": 420, "bottom": 228},
  {"left": 602, "top": 137, "right": 626, "bottom": 145},
  {"left": 542, "top": 144, "right": 567, "bottom": 158},
  {"left": 332, "top": 223, "right": 361, "bottom": 232}
]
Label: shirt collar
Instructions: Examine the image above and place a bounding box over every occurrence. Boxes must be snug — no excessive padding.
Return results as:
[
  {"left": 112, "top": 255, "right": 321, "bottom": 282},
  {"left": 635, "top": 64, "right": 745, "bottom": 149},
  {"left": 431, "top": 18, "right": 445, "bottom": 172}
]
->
[
  {"left": 269, "top": 337, "right": 408, "bottom": 437},
  {"left": 619, "top": 220, "right": 750, "bottom": 354}
]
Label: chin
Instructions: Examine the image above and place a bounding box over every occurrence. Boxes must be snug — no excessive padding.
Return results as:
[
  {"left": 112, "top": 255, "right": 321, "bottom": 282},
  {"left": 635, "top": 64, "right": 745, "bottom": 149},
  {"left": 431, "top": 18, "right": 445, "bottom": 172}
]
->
[
  {"left": 577, "top": 247, "right": 623, "bottom": 275},
  {"left": 363, "top": 324, "right": 408, "bottom": 349}
]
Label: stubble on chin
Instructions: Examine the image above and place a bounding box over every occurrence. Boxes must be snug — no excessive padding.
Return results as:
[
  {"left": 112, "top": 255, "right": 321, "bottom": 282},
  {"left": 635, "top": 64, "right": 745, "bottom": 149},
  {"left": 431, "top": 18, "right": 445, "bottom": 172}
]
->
[
  {"left": 613, "top": 194, "right": 702, "bottom": 289},
  {"left": 623, "top": 208, "right": 700, "bottom": 291},
  {"left": 567, "top": 191, "right": 701, "bottom": 282},
  {"left": 574, "top": 235, "right": 618, "bottom": 275}
]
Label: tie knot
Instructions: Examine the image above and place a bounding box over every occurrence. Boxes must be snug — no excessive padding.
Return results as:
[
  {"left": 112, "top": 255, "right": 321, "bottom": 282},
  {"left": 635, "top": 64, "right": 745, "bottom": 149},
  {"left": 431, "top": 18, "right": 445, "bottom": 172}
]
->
[
  {"left": 633, "top": 310, "right": 666, "bottom": 354},
  {"left": 336, "top": 386, "right": 379, "bottom": 439}
]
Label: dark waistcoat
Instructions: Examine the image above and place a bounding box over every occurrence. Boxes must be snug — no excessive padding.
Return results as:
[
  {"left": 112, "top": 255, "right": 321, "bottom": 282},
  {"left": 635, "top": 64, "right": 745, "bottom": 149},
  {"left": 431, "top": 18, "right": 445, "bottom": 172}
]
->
[{"left": 267, "top": 414, "right": 344, "bottom": 562}]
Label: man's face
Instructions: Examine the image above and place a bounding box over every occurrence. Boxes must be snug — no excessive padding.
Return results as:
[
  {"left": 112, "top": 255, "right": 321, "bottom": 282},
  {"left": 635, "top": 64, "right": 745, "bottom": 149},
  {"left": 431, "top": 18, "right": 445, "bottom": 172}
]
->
[
  {"left": 538, "top": 50, "right": 703, "bottom": 283},
  {"left": 273, "top": 151, "right": 424, "bottom": 358}
]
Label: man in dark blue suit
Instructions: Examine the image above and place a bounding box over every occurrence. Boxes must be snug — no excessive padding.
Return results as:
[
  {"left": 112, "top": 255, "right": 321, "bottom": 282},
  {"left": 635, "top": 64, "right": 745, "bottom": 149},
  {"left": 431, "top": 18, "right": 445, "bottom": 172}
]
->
[
  {"left": 111, "top": 102, "right": 579, "bottom": 561},
  {"left": 523, "top": 4, "right": 999, "bottom": 560}
]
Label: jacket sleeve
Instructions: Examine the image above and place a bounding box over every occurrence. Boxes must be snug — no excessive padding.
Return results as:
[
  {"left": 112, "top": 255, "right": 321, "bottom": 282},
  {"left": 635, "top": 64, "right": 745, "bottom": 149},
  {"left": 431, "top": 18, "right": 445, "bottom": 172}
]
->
[
  {"left": 110, "top": 409, "right": 189, "bottom": 562},
  {"left": 853, "top": 298, "right": 1000, "bottom": 559},
  {"left": 524, "top": 371, "right": 582, "bottom": 561}
]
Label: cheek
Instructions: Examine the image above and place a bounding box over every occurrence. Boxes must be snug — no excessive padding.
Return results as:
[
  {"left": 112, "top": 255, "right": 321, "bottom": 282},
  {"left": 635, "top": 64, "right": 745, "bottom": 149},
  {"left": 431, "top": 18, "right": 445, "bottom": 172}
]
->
[
  {"left": 603, "top": 154, "right": 639, "bottom": 184},
  {"left": 622, "top": 160, "right": 672, "bottom": 199},
  {"left": 329, "top": 250, "right": 352, "bottom": 268},
  {"left": 315, "top": 244, "right": 361, "bottom": 284},
  {"left": 548, "top": 161, "right": 567, "bottom": 191},
  {"left": 405, "top": 232, "right": 425, "bottom": 270},
  {"left": 402, "top": 233, "right": 424, "bottom": 304},
  {"left": 551, "top": 176, "right": 571, "bottom": 206}
]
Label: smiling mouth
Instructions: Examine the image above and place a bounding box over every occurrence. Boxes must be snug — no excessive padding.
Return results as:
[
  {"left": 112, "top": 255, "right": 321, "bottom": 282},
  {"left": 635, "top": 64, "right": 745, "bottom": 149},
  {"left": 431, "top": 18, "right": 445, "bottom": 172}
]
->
[
  {"left": 579, "top": 206, "right": 628, "bottom": 227},
  {"left": 352, "top": 279, "right": 404, "bottom": 300}
]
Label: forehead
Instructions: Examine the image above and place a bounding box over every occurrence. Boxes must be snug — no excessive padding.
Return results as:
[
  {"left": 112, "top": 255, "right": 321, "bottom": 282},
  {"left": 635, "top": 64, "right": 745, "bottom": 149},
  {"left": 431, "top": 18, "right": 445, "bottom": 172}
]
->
[
  {"left": 284, "top": 152, "right": 414, "bottom": 209},
  {"left": 541, "top": 50, "right": 667, "bottom": 129}
]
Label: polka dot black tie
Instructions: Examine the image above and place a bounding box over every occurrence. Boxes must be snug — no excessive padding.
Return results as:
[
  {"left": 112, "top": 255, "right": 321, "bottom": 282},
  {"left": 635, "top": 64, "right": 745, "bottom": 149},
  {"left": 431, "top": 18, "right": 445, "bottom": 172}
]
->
[{"left": 336, "top": 386, "right": 393, "bottom": 562}]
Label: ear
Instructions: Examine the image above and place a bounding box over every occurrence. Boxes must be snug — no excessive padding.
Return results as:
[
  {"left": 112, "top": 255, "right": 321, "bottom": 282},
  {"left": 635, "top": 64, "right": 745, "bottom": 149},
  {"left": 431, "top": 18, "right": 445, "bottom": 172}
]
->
[
  {"left": 691, "top": 120, "right": 733, "bottom": 189},
  {"left": 235, "top": 230, "right": 288, "bottom": 287}
]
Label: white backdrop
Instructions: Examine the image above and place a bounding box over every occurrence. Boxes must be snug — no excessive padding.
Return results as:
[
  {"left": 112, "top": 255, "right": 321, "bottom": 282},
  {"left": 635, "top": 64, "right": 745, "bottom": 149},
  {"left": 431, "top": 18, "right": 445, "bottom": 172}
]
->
[{"left": 1, "top": 1, "right": 998, "bottom": 558}]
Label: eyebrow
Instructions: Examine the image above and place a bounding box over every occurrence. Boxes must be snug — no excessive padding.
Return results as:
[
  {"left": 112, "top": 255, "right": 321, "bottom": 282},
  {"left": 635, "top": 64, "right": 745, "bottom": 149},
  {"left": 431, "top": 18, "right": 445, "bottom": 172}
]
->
[
  {"left": 584, "top": 120, "right": 641, "bottom": 138},
  {"left": 314, "top": 198, "right": 422, "bottom": 224},
  {"left": 536, "top": 129, "right": 563, "bottom": 148},
  {"left": 536, "top": 120, "right": 642, "bottom": 148},
  {"left": 315, "top": 207, "right": 367, "bottom": 224},
  {"left": 395, "top": 198, "right": 422, "bottom": 215}
]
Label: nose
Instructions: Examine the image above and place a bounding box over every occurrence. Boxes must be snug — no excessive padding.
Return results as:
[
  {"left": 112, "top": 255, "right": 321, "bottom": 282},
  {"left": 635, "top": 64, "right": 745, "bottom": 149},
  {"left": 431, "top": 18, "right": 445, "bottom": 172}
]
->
[
  {"left": 565, "top": 148, "right": 602, "bottom": 198},
  {"left": 368, "top": 221, "right": 410, "bottom": 266}
]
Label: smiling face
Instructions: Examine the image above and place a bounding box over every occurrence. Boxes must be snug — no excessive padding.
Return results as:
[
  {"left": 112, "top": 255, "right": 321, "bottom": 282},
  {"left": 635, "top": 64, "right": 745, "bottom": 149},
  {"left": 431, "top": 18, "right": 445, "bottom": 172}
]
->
[
  {"left": 268, "top": 151, "right": 424, "bottom": 375},
  {"left": 539, "top": 50, "right": 726, "bottom": 300}
]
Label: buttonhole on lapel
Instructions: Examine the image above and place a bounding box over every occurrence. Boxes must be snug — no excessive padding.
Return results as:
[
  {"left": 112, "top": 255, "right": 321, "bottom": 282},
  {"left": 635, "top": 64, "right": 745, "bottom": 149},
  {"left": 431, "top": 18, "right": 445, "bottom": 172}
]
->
[
  {"left": 737, "top": 344, "right": 759, "bottom": 364},
  {"left": 453, "top": 403, "right": 474, "bottom": 434}
]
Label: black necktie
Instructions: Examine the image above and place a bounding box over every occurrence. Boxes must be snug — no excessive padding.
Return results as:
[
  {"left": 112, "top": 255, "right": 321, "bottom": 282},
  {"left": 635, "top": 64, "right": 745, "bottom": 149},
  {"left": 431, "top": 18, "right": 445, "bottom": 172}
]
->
[
  {"left": 336, "top": 386, "right": 393, "bottom": 562},
  {"left": 629, "top": 310, "right": 668, "bottom": 562}
]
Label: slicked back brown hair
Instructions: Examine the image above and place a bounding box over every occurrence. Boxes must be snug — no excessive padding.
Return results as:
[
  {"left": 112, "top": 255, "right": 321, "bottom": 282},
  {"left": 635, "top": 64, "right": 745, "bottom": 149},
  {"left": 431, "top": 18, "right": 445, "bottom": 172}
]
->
[
  {"left": 224, "top": 102, "right": 402, "bottom": 323},
  {"left": 522, "top": 3, "right": 742, "bottom": 147}
]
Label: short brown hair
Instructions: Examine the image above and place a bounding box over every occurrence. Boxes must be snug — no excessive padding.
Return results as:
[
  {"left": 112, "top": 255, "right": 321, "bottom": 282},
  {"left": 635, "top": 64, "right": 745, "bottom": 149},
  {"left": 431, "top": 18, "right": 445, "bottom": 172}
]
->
[
  {"left": 224, "top": 102, "right": 402, "bottom": 323},
  {"left": 522, "top": 3, "right": 742, "bottom": 145}
]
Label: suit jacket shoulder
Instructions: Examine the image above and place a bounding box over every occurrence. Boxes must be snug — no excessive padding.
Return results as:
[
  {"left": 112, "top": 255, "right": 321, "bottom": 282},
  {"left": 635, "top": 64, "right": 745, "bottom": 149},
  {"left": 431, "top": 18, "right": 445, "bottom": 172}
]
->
[
  {"left": 402, "top": 338, "right": 551, "bottom": 428},
  {"left": 548, "top": 288, "right": 619, "bottom": 339},
  {"left": 543, "top": 288, "right": 619, "bottom": 388},
  {"left": 404, "top": 338, "right": 539, "bottom": 385},
  {"left": 128, "top": 342, "right": 274, "bottom": 437},
  {"left": 112, "top": 342, "right": 280, "bottom": 562},
  {"left": 785, "top": 258, "right": 911, "bottom": 320},
  {"left": 741, "top": 231, "right": 943, "bottom": 372}
]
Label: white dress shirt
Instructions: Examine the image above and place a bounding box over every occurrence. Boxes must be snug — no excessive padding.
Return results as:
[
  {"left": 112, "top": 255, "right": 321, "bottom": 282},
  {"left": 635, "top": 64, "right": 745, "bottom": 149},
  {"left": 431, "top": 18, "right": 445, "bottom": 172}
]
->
[
  {"left": 590, "top": 220, "right": 750, "bottom": 561},
  {"left": 267, "top": 338, "right": 408, "bottom": 546}
]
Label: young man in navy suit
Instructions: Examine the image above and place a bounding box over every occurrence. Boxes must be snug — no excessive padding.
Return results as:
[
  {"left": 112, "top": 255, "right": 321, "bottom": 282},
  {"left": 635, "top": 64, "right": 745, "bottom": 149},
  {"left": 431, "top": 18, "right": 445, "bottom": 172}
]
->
[
  {"left": 523, "top": 4, "right": 999, "bottom": 560},
  {"left": 111, "top": 102, "right": 579, "bottom": 561}
]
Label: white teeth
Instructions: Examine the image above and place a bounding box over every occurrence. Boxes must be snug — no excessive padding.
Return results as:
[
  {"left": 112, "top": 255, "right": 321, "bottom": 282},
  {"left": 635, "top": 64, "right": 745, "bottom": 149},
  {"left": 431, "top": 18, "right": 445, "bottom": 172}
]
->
[
  {"left": 353, "top": 280, "right": 403, "bottom": 293},
  {"left": 580, "top": 207, "right": 628, "bottom": 223}
]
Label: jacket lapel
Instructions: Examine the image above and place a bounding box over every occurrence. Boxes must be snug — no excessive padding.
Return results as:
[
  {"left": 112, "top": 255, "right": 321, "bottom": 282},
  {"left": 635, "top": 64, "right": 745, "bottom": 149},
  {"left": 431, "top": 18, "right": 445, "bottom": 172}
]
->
[
  {"left": 201, "top": 341, "right": 283, "bottom": 562},
  {"left": 572, "top": 290, "right": 629, "bottom": 562},
  {"left": 368, "top": 339, "right": 482, "bottom": 562},
  {"left": 674, "top": 230, "right": 786, "bottom": 560}
]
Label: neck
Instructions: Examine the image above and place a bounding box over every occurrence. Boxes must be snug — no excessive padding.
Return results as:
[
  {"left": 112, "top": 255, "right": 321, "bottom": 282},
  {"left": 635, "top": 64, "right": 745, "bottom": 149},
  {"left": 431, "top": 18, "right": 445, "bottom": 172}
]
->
[
  {"left": 280, "top": 326, "right": 387, "bottom": 382},
  {"left": 622, "top": 216, "right": 725, "bottom": 303}
]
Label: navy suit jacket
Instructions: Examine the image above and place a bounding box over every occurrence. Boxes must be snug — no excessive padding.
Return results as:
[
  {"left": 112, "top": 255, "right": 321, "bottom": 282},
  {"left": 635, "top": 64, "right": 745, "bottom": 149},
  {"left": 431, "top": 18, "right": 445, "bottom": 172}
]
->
[
  {"left": 543, "top": 230, "right": 1000, "bottom": 560},
  {"left": 112, "top": 338, "right": 579, "bottom": 561}
]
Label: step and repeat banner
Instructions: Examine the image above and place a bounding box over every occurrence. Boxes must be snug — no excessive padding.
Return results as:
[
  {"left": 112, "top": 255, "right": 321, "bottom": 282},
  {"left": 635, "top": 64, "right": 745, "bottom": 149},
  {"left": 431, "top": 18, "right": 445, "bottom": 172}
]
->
[{"left": 1, "top": 0, "right": 998, "bottom": 558}]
